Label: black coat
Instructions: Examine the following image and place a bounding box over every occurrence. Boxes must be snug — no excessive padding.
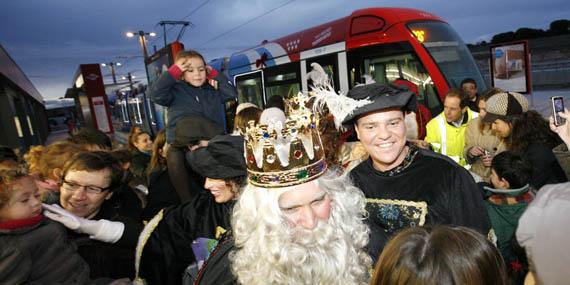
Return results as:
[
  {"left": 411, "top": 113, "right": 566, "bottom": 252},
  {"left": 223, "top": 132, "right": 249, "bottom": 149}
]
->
[
  {"left": 66, "top": 198, "right": 143, "bottom": 280},
  {"left": 138, "top": 192, "right": 234, "bottom": 285},
  {"left": 129, "top": 150, "right": 151, "bottom": 187},
  {"left": 142, "top": 167, "right": 180, "bottom": 221},
  {"left": 524, "top": 143, "right": 567, "bottom": 189},
  {"left": 350, "top": 146, "right": 491, "bottom": 262}
]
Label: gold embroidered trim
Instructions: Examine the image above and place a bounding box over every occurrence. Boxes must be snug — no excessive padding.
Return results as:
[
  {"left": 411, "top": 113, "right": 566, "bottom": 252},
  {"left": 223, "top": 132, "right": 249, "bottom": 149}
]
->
[
  {"left": 366, "top": 198, "right": 428, "bottom": 226},
  {"left": 133, "top": 209, "right": 165, "bottom": 285}
]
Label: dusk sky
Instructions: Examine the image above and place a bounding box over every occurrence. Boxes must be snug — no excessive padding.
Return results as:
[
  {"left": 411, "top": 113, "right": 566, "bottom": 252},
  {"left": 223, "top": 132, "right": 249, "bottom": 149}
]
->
[{"left": 1, "top": 0, "right": 568, "bottom": 100}]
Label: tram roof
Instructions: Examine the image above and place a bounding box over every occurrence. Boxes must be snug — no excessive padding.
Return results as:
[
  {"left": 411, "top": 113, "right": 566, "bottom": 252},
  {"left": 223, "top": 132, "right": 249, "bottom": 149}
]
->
[
  {"left": 0, "top": 44, "right": 44, "bottom": 105},
  {"left": 228, "top": 7, "right": 444, "bottom": 72}
]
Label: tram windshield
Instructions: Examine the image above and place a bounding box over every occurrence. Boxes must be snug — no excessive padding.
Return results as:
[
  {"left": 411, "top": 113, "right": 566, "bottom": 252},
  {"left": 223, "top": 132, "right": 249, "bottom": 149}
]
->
[{"left": 407, "top": 21, "right": 487, "bottom": 91}]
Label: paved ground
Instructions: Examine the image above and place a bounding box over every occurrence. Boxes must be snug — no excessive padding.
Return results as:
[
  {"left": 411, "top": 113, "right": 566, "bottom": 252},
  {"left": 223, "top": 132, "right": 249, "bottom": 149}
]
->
[
  {"left": 45, "top": 129, "right": 129, "bottom": 147},
  {"left": 45, "top": 129, "right": 70, "bottom": 145}
]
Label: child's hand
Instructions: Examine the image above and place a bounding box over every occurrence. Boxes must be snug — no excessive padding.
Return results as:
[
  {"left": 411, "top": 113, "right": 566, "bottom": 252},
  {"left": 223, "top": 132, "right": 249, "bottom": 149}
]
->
[
  {"left": 206, "top": 65, "right": 219, "bottom": 79},
  {"left": 174, "top": 57, "right": 192, "bottom": 72},
  {"left": 468, "top": 146, "right": 485, "bottom": 157}
]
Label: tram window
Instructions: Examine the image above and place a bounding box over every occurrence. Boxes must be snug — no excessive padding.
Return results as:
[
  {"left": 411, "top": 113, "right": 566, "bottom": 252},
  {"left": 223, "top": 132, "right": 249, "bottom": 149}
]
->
[
  {"left": 407, "top": 21, "right": 487, "bottom": 92},
  {"left": 266, "top": 72, "right": 300, "bottom": 99},
  {"left": 307, "top": 55, "right": 338, "bottom": 91},
  {"left": 362, "top": 53, "right": 441, "bottom": 115},
  {"left": 235, "top": 72, "right": 265, "bottom": 108}
]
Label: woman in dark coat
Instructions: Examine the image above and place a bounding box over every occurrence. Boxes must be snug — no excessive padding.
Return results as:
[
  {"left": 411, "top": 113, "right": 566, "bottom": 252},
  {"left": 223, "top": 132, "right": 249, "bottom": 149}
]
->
[
  {"left": 135, "top": 135, "right": 246, "bottom": 285},
  {"left": 484, "top": 92, "right": 567, "bottom": 189},
  {"left": 141, "top": 130, "right": 179, "bottom": 220}
]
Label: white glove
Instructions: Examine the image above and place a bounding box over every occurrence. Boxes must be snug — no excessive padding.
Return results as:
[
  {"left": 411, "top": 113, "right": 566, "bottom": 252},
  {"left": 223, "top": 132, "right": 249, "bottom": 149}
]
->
[{"left": 42, "top": 203, "right": 125, "bottom": 243}]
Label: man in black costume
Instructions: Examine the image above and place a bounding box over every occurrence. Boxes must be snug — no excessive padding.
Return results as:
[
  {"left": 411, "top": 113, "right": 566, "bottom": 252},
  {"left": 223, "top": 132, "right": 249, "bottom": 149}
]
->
[{"left": 345, "top": 83, "right": 492, "bottom": 261}]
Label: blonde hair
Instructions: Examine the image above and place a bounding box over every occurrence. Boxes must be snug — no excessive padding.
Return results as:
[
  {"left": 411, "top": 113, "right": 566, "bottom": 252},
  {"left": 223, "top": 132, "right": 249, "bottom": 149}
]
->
[
  {"left": 24, "top": 142, "right": 85, "bottom": 180},
  {"left": 127, "top": 126, "right": 142, "bottom": 151}
]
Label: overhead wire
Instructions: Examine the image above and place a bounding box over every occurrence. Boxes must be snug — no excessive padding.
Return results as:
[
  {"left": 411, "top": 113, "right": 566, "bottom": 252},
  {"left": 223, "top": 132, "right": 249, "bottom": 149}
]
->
[
  {"left": 197, "top": 0, "right": 296, "bottom": 48},
  {"left": 147, "top": 0, "right": 211, "bottom": 48}
]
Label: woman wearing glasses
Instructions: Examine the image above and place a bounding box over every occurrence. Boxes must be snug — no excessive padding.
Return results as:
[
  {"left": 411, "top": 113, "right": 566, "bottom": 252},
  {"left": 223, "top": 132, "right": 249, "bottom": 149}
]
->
[{"left": 44, "top": 151, "right": 143, "bottom": 281}]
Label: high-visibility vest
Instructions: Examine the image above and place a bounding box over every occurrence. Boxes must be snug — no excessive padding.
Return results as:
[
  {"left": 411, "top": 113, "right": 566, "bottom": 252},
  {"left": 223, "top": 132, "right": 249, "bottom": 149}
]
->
[{"left": 426, "top": 109, "right": 478, "bottom": 166}]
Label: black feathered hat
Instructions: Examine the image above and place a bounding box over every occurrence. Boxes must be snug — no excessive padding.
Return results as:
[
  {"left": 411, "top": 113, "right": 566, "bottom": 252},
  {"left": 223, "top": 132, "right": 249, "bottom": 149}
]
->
[{"left": 341, "top": 83, "right": 417, "bottom": 124}]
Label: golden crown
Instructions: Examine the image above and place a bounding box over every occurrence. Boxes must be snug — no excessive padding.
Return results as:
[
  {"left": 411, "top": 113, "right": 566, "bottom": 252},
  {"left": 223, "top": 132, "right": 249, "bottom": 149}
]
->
[{"left": 244, "top": 92, "right": 327, "bottom": 188}]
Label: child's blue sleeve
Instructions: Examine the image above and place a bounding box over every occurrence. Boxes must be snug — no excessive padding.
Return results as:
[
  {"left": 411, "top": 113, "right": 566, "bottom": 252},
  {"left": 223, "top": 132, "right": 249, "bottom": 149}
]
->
[
  {"left": 214, "top": 73, "right": 238, "bottom": 102},
  {"left": 148, "top": 71, "right": 178, "bottom": 106}
]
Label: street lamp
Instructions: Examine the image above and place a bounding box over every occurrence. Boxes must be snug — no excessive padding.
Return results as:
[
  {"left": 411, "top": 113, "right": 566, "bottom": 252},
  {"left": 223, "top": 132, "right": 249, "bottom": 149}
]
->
[
  {"left": 125, "top": 30, "right": 156, "bottom": 59},
  {"left": 101, "top": 62, "right": 121, "bottom": 84}
]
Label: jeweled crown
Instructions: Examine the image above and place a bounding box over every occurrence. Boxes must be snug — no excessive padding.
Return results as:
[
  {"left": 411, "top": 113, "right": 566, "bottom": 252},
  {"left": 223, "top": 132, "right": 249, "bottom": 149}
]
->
[{"left": 244, "top": 92, "right": 327, "bottom": 187}]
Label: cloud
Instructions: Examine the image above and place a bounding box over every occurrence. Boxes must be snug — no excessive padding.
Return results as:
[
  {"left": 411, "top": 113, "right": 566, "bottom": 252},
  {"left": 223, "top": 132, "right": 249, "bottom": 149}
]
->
[{"left": 2, "top": 0, "right": 568, "bottom": 100}]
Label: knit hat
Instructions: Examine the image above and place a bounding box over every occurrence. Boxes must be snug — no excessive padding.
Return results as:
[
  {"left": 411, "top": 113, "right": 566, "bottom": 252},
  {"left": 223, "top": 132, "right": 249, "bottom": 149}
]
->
[{"left": 482, "top": 92, "right": 529, "bottom": 123}]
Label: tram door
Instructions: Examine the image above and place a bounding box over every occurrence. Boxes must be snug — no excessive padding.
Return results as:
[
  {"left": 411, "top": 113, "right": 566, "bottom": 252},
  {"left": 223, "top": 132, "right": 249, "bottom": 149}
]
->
[
  {"left": 233, "top": 70, "right": 265, "bottom": 131},
  {"left": 263, "top": 63, "right": 301, "bottom": 100}
]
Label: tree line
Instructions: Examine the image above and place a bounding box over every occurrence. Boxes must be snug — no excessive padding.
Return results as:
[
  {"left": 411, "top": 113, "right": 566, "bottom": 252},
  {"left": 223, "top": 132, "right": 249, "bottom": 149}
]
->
[{"left": 472, "top": 19, "right": 569, "bottom": 46}]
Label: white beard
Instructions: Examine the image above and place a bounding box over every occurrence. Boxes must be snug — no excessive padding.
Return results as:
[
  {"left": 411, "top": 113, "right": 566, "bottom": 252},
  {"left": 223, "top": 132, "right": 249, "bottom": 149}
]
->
[{"left": 232, "top": 211, "right": 369, "bottom": 285}]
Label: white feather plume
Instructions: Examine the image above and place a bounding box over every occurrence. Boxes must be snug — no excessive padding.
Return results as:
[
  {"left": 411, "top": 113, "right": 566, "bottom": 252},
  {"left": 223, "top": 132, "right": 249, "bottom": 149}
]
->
[
  {"left": 311, "top": 85, "right": 372, "bottom": 130},
  {"left": 355, "top": 74, "right": 376, "bottom": 86},
  {"left": 306, "top": 62, "right": 330, "bottom": 88}
]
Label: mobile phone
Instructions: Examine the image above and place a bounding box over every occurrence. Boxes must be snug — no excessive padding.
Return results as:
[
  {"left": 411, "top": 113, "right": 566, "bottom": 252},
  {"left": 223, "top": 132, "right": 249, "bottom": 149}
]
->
[{"left": 551, "top": 96, "right": 566, "bottom": 126}]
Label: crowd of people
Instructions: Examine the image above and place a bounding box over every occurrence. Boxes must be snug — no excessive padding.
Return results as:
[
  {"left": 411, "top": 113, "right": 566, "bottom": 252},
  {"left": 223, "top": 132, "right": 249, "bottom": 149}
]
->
[{"left": 1, "top": 49, "right": 569, "bottom": 285}]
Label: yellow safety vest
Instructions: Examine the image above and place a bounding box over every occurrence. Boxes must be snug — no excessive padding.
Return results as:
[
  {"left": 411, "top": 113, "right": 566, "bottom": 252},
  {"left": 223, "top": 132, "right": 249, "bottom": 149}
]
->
[{"left": 425, "top": 109, "right": 478, "bottom": 166}]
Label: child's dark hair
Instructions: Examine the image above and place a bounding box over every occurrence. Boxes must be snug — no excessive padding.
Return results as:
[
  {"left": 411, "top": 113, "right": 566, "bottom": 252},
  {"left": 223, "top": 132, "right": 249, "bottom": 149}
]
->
[
  {"left": 491, "top": 151, "right": 532, "bottom": 189},
  {"left": 0, "top": 166, "right": 29, "bottom": 208},
  {"left": 175, "top": 50, "right": 205, "bottom": 65},
  {"left": 460, "top": 78, "right": 477, "bottom": 88},
  {"left": 265, "top": 95, "right": 285, "bottom": 111}
]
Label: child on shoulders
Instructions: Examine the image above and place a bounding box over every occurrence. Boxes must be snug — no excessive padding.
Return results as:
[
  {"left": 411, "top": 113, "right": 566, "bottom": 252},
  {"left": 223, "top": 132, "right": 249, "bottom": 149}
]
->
[{"left": 148, "top": 49, "right": 237, "bottom": 144}]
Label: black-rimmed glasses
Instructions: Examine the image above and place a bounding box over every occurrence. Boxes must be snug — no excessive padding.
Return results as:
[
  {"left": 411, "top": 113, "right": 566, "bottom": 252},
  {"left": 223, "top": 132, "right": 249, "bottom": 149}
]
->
[{"left": 61, "top": 179, "right": 111, "bottom": 194}]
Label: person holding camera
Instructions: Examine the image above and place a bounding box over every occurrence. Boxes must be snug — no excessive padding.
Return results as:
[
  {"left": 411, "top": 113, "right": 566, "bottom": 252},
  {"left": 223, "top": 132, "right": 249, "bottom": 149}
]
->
[
  {"left": 550, "top": 107, "right": 570, "bottom": 179},
  {"left": 483, "top": 92, "right": 566, "bottom": 189}
]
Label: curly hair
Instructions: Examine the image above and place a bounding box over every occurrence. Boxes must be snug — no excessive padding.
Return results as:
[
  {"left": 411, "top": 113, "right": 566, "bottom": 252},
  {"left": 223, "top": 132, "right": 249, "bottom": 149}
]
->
[
  {"left": 24, "top": 142, "right": 86, "bottom": 180},
  {"left": 507, "top": 110, "right": 561, "bottom": 152},
  {"left": 230, "top": 169, "right": 371, "bottom": 284},
  {"left": 0, "top": 166, "right": 29, "bottom": 208}
]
